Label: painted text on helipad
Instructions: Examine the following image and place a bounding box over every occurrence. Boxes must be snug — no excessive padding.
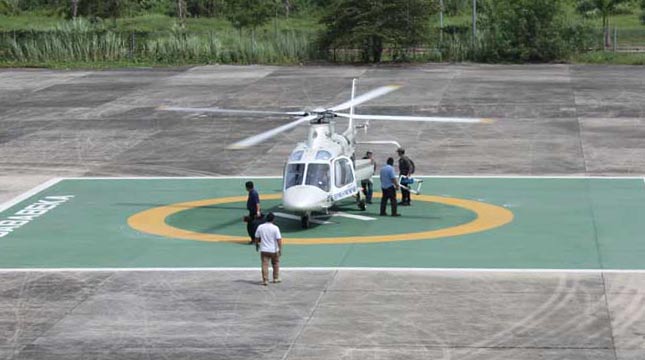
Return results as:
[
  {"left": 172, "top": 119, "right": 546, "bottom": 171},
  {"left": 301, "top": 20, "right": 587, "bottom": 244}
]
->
[{"left": 0, "top": 196, "right": 74, "bottom": 238}]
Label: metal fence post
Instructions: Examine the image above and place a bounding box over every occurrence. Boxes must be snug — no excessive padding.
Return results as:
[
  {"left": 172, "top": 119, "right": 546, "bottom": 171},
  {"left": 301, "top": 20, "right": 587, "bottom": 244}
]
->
[
  {"left": 472, "top": 0, "right": 477, "bottom": 47},
  {"left": 440, "top": 0, "right": 444, "bottom": 43},
  {"left": 130, "top": 31, "right": 136, "bottom": 59}
]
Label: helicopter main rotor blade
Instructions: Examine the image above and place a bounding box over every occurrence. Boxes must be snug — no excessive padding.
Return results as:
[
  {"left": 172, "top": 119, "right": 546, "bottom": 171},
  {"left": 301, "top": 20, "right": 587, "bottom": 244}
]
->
[
  {"left": 159, "top": 106, "right": 307, "bottom": 117},
  {"left": 227, "top": 114, "right": 318, "bottom": 150},
  {"left": 328, "top": 85, "right": 401, "bottom": 112},
  {"left": 335, "top": 113, "right": 494, "bottom": 124}
]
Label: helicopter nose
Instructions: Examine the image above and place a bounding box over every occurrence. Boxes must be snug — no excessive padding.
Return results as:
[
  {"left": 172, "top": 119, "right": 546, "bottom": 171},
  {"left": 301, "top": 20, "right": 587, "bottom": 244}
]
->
[{"left": 283, "top": 186, "right": 328, "bottom": 212}]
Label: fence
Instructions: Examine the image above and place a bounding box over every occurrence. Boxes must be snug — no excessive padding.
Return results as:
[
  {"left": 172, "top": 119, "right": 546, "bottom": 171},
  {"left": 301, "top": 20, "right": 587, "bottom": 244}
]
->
[{"left": 610, "top": 27, "right": 645, "bottom": 52}]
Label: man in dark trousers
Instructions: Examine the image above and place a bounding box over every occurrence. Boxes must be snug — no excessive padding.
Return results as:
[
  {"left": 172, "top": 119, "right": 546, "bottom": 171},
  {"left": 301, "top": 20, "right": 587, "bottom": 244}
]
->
[
  {"left": 397, "top": 147, "right": 415, "bottom": 206},
  {"left": 245, "top": 181, "right": 261, "bottom": 244},
  {"left": 379, "top": 157, "right": 400, "bottom": 216},
  {"left": 361, "top": 151, "right": 376, "bottom": 204}
]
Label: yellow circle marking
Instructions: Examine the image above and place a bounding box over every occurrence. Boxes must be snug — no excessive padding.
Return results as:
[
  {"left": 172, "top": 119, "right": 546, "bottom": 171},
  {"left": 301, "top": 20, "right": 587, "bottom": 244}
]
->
[{"left": 128, "top": 193, "right": 513, "bottom": 245}]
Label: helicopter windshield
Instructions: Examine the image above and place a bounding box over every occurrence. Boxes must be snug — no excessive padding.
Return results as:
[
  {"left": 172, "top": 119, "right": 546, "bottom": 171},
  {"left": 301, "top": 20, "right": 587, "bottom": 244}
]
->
[
  {"left": 285, "top": 163, "right": 306, "bottom": 189},
  {"left": 305, "top": 163, "right": 330, "bottom": 192}
]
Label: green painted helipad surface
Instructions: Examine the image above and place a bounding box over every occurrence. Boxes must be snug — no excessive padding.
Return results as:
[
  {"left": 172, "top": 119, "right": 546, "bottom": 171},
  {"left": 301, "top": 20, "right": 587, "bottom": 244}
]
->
[{"left": 1, "top": 177, "right": 644, "bottom": 269}]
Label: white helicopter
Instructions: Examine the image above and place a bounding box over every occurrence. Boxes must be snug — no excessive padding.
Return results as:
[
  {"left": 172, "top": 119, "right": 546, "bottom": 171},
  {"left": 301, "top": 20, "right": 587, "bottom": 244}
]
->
[{"left": 161, "top": 79, "right": 491, "bottom": 228}]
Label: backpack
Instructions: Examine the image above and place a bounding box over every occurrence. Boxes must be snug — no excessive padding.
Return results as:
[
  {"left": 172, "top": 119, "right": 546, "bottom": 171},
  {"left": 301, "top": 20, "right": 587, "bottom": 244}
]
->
[{"left": 409, "top": 158, "right": 415, "bottom": 175}]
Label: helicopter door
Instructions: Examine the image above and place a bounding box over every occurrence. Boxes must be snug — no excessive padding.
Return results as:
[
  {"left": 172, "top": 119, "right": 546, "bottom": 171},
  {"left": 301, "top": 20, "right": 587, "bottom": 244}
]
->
[{"left": 331, "top": 157, "right": 358, "bottom": 201}]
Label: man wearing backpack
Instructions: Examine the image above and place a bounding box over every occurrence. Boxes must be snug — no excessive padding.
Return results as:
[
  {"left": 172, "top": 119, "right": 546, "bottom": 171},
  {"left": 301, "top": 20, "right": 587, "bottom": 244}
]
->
[{"left": 396, "top": 148, "right": 415, "bottom": 206}]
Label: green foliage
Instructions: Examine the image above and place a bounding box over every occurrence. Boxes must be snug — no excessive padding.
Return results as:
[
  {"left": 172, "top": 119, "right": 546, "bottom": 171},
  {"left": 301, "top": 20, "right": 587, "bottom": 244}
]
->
[
  {"left": 573, "top": 50, "right": 645, "bottom": 63},
  {"left": 0, "top": 0, "right": 20, "bottom": 15},
  {"left": 477, "top": 0, "right": 594, "bottom": 62},
  {"left": 576, "top": 0, "right": 632, "bottom": 47},
  {"left": 224, "top": 0, "right": 275, "bottom": 30},
  {"left": 0, "top": 17, "right": 316, "bottom": 65},
  {"left": 0, "top": 14, "right": 63, "bottom": 30},
  {"left": 6, "top": 0, "right": 327, "bottom": 18},
  {"left": 320, "top": 0, "right": 438, "bottom": 63},
  {"left": 1, "top": 0, "right": 644, "bottom": 66},
  {"left": 577, "top": 0, "right": 634, "bottom": 18},
  {"left": 443, "top": 0, "right": 470, "bottom": 16}
]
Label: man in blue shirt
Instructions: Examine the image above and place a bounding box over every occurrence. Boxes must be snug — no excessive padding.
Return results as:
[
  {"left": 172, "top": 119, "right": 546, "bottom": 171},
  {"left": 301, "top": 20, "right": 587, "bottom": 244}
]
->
[
  {"left": 245, "top": 181, "right": 261, "bottom": 244},
  {"left": 379, "top": 157, "right": 400, "bottom": 216}
]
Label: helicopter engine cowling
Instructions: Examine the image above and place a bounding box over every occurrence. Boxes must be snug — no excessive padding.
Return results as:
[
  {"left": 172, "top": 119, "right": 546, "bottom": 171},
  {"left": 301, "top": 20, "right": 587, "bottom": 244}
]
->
[{"left": 283, "top": 185, "right": 331, "bottom": 213}]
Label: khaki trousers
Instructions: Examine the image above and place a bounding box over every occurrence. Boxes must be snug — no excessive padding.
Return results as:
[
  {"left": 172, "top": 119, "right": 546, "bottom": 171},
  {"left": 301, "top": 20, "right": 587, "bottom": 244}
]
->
[{"left": 261, "top": 251, "right": 280, "bottom": 282}]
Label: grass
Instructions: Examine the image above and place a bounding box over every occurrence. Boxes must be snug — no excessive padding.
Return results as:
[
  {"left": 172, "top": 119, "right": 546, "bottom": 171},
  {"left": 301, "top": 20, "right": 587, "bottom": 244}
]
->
[
  {"left": 0, "top": 12, "right": 323, "bottom": 34},
  {"left": 572, "top": 50, "right": 645, "bottom": 65},
  {"left": 0, "top": 14, "right": 61, "bottom": 31},
  {"left": 0, "top": 18, "right": 318, "bottom": 66},
  {"left": 0, "top": 59, "right": 166, "bottom": 69}
]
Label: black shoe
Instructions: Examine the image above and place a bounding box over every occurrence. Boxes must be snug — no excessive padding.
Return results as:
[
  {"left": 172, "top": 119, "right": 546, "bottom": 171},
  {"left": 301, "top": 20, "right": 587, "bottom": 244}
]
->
[
  {"left": 366, "top": 201, "right": 373, "bottom": 204},
  {"left": 380, "top": 213, "right": 387, "bottom": 216},
  {"left": 392, "top": 213, "right": 401, "bottom": 217}
]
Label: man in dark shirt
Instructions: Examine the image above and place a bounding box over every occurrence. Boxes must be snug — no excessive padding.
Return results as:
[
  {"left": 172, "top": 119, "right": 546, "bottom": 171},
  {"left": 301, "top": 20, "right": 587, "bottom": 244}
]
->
[
  {"left": 397, "top": 148, "right": 415, "bottom": 206},
  {"left": 361, "top": 151, "right": 376, "bottom": 204},
  {"left": 245, "top": 181, "right": 261, "bottom": 244}
]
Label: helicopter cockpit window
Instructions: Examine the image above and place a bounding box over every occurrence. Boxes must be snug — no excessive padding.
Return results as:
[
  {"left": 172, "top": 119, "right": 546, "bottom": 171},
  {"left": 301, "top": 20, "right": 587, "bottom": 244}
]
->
[
  {"left": 315, "top": 150, "right": 332, "bottom": 161},
  {"left": 289, "top": 150, "right": 304, "bottom": 162},
  {"left": 305, "top": 163, "right": 330, "bottom": 192},
  {"left": 334, "top": 158, "right": 354, "bottom": 188},
  {"left": 285, "top": 163, "right": 305, "bottom": 189}
]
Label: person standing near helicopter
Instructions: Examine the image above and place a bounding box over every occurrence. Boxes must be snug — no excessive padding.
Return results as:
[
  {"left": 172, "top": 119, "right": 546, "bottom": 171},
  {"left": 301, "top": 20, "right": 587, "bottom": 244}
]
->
[
  {"left": 379, "top": 157, "right": 401, "bottom": 216},
  {"left": 397, "top": 148, "right": 415, "bottom": 206},
  {"left": 245, "top": 181, "right": 261, "bottom": 244},
  {"left": 361, "top": 151, "right": 376, "bottom": 204}
]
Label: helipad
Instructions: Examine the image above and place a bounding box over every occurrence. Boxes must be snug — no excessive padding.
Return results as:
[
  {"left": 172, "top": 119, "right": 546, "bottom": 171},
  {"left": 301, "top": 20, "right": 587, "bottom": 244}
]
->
[{"left": 1, "top": 176, "right": 644, "bottom": 270}]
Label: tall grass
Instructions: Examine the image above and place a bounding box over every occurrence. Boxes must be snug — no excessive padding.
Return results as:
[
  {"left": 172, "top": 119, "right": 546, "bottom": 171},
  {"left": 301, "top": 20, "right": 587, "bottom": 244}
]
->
[
  {"left": 1, "top": 18, "right": 317, "bottom": 65},
  {"left": 6, "top": 19, "right": 129, "bottom": 62},
  {"left": 144, "top": 28, "right": 315, "bottom": 64}
]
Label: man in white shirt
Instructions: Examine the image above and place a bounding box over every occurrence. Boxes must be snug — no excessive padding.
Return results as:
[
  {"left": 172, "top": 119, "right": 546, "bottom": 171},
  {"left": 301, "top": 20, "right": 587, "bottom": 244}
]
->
[{"left": 254, "top": 212, "right": 282, "bottom": 286}]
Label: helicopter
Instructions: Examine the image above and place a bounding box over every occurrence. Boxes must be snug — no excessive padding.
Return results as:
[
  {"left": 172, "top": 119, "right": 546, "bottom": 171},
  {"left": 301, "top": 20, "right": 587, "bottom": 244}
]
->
[{"left": 161, "top": 79, "right": 491, "bottom": 228}]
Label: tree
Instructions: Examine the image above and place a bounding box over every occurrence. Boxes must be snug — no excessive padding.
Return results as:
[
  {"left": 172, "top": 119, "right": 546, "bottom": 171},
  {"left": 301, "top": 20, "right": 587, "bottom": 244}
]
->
[
  {"left": 187, "top": 0, "right": 222, "bottom": 17},
  {"left": 478, "top": 0, "right": 590, "bottom": 62},
  {"left": 0, "top": 0, "right": 20, "bottom": 15},
  {"left": 320, "top": 0, "right": 438, "bottom": 63},
  {"left": 576, "top": 0, "right": 631, "bottom": 48},
  {"left": 225, "top": 0, "right": 274, "bottom": 33},
  {"left": 71, "top": 0, "right": 78, "bottom": 18},
  {"left": 443, "top": 0, "right": 469, "bottom": 16},
  {"left": 177, "top": 0, "right": 186, "bottom": 24}
]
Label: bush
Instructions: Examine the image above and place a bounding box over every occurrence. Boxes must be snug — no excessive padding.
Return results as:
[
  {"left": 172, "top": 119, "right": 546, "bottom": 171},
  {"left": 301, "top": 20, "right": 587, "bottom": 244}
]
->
[
  {"left": 477, "top": 0, "right": 594, "bottom": 62},
  {"left": 0, "top": 0, "right": 19, "bottom": 15}
]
